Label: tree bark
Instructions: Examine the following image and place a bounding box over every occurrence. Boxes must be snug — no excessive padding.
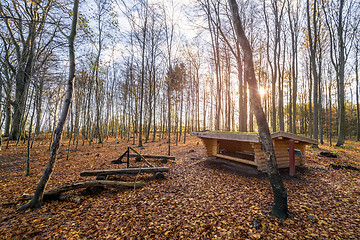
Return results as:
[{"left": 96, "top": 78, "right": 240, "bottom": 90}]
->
[
  {"left": 306, "top": 0, "right": 318, "bottom": 146},
  {"left": 35, "top": 79, "right": 44, "bottom": 135},
  {"left": 356, "top": 45, "right": 359, "bottom": 141},
  {"left": 167, "top": 75, "right": 171, "bottom": 156},
  {"left": 287, "top": 0, "right": 299, "bottom": 134},
  {"left": 205, "top": 1, "right": 221, "bottom": 131},
  {"left": 22, "top": 180, "right": 144, "bottom": 200},
  {"left": 329, "top": 81, "right": 332, "bottom": 146},
  {"left": 80, "top": 168, "right": 168, "bottom": 177},
  {"left": 228, "top": 0, "right": 287, "bottom": 219},
  {"left": 335, "top": 0, "right": 346, "bottom": 146},
  {"left": 138, "top": 9, "right": 148, "bottom": 147},
  {"left": 19, "top": 0, "right": 80, "bottom": 210}
]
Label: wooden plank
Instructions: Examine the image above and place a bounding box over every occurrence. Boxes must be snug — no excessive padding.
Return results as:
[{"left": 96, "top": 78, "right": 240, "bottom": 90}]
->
[
  {"left": 256, "top": 159, "right": 266, "bottom": 164},
  {"left": 80, "top": 167, "right": 169, "bottom": 177},
  {"left": 218, "top": 140, "right": 254, "bottom": 153},
  {"left": 274, "top": 150, "right": 291, "bottom": 154},
  {"left": 275, "top": 157, "right": 292, "bottom": 162},
  {"left": 128, "top": 147, "right": 154, "bottom": 167},
  {"left": 271, "top": 131, "right": 317, "bottom": 144},
  {"left": 191, "top": 131, "right": 316, "bottom": 144},
  {"left": 213, "top": 139, "right": 219, "bottom": 155},
  {"left": 191, "top": 132, "right": 260, "bottom": 143},
  {"left": 278, "top": 163, "right": 293, "bottom": 168},
  {"left": 200, "top": 138, "right": 217, "bottom": 156},
  {"left": 276, "top": 158, "right": 291, "bottom": 162},
  {"left": 127, "top": 153, "right": 175, "bottom": 160},
  {"left": 258, "top": 162, "right": 299, "bottom": 171},
  {"left": 200, "top": 138, "right": 210, "bottom": 155},
  {"left": 257, "top": 162, "right": 267, "bottom": 171},
  {"left": 252, "top": 143, "right": 262, "bottom": 166},
  {"left": 214, "top": 153, "right": 257, "bottom": 166},
  {"left": 209, "top": 139, "right": 218, "bottom": 155}
]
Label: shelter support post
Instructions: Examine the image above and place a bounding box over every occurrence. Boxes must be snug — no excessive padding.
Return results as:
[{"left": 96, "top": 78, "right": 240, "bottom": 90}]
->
[
  {"left": 289, "top": 139, "right": 295, "bottom": 176},
  {"left": 127, "top": 147, "right": 130, "bottom": 168}
]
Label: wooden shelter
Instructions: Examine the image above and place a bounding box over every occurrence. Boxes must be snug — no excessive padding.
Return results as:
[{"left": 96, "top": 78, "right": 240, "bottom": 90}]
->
[{"left": 191, "top": 131, "right": 317, "bottom": 172}]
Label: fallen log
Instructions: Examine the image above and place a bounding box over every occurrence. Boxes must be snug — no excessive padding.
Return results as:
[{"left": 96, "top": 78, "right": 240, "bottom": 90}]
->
[
  {"left": 330, "top": 163, "right": 360, "bottom": 171},
  {"left": 20, "top": 194, "right": 82, "bottom": 204},
  {"left": 80, "top": 167, "right": 169, "bottom": 177},
  {"left": 127, "top": 153, "right": 175, "bottom": 160},
  {"left": 320, "top": 151, "right": 338, "bottom": 158},
  {"left": 58, "top": 194, "right": 82, "bottom": 203},
  {"left": 21, "top": 180, "right": 144, "bottom": 200}
]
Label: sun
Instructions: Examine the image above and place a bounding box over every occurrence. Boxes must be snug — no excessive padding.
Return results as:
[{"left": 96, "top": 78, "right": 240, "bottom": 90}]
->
[{"left": 259, "top": 87, "right": 267, "bottom": 98}]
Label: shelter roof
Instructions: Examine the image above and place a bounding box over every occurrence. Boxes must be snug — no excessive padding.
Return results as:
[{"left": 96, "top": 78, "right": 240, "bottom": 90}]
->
[{"left": 190, "top": 131, "right": 317, "bottom": 145}]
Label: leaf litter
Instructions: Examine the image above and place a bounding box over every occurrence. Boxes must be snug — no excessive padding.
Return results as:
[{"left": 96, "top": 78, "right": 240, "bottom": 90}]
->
[{"left": 0, "top": 136, "right": 359, "bottom": 239}]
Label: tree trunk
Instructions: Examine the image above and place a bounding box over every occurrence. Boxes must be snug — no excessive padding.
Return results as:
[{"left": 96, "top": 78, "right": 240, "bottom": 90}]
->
[
  {"left": 336, "top": 0, "right": 346, "bottom": 146},
  {"left": 26, "top": 100, "right": 36, "bottom": 176},
  {"left": 0, "top": 69, "right": 12, "bottom": 138},
  {"left": 287, "top": 0, "right": 299, "bottom": 134},
  {"left": 356, "top": 46, "right": 359, "bottom": 141},
  {"left": 329, "top": 81, "right": 332, "bottom": 146},
  {"left": 10, "top": 64, "right": 31, "bottom": 140},
  {"left": 205, "top": 3, "right": 221, "bottom": 131},
  {"left": 318, "top": 53, "right": 323, "bottom": 144},
  {"left": 179, "top": 92, "right": 183, "bottom": 140},
  {"left": 167, "top": 79, "right": 171, "bottom": 156},
  {"left": 306, "top": 0, "right": 318, "bottom": 146},
  {"left": 152, "top": 83, "right": 157, "bottom": 142},
  {"left": 9, "top": 28, "right": 36, "bottom": 140},
  {"left": 138, "top": 14, "right": 147, "bottom": 147},
  {"left": 278, "top": 35, "right": 286, "bottom": 132},
  {"left": 35, "top": 79, "right": 44, "bottom": 135},
  {"left": 237, "top": 52, "right": 243, "bottom": 131},
  {"left": 4, "top": 107, "right": 11, "bottom": 137},
  {"left": 0, "top": 82, "right": 2, "bottom": 150},
  {"left": 228, "top": 0, "right": 287, "bottom": 219},
  {"left": 19, "top": 0, "right": 79, "bottom": 210}
]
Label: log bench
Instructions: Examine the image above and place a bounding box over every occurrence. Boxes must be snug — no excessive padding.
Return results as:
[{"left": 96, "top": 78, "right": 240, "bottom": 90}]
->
[{"left": 80, "top": 167, "right": 169, "bottom": 179}]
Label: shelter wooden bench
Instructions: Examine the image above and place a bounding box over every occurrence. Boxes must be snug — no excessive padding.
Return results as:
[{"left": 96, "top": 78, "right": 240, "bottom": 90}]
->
[{"left": 191, "top": 131, "right": 317, "bottom": 174}]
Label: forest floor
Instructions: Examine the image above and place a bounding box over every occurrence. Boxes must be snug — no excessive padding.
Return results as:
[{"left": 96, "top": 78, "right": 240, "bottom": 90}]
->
[{"left": 0, "top": 134, "right": 359, "bottom": 239}]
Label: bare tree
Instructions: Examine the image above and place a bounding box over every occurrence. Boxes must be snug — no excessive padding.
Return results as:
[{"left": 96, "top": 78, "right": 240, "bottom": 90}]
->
[
  {"left": 287, "top": 0, "right": 301, "bottom": 134},
  {"left": 19, "top": 0, "right": 80, "bottom": 210},
  {"left": 306, "top": 0, "right": 319, "bottom": 147},
  {"left": 356, "top": 41, "right": 359, "bottom": 141},
  {"left": 263, "top": 0, "right": 285, "bottom": 132},
  {"left": 228, "top": 0, "right": 288, "bottom": 219},
  {"left": 322, "top": 0, "right": 358, "bottom": 146},
  {"left": 0, "top": 0, "right": 52, "bottom": 140}
]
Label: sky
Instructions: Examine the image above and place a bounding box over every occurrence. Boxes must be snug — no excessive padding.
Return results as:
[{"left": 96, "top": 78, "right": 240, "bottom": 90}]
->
[{"left": 98, "top": 0, "right": 203, "bottom": 64}]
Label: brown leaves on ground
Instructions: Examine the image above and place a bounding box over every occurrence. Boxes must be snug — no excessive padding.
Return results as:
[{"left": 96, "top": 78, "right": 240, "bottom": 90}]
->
[{"left": 0, "top": 136, "right": 359, "bottom": 239}]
